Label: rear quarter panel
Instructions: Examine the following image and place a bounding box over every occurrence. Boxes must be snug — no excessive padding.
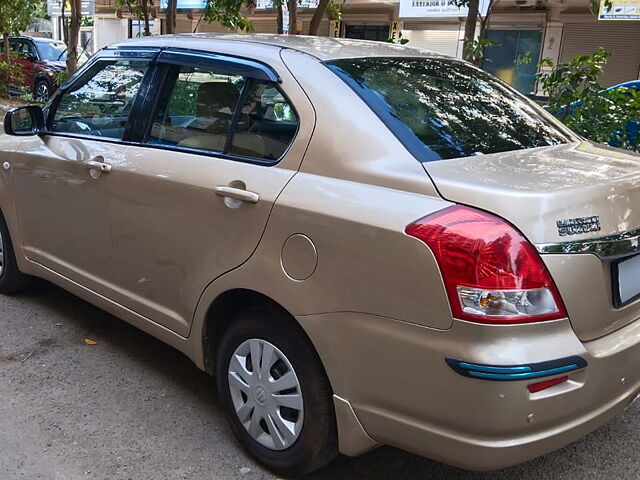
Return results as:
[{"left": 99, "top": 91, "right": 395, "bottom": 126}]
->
[{"left": 193, "top": 50, "right": 455, "bottom": 334}]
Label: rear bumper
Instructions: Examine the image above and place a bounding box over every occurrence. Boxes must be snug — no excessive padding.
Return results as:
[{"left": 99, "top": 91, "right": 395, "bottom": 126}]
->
[{"left": 297, "top": 312, "right": 640, "bottom": 470}]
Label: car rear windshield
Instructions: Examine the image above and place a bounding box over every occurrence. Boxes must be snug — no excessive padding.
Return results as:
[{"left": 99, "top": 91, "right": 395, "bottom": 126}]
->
[{"left": 325, "top": 57, "right": 573, "bottom": 162}]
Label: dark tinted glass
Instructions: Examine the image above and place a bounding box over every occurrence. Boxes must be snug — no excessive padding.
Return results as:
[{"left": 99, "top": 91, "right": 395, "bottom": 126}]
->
[
  {"left": 230, "top": 81, "right": 298, "bottom": 160},
  {"left": 326, "top": 57, "right": 572, "bottom": 162}
]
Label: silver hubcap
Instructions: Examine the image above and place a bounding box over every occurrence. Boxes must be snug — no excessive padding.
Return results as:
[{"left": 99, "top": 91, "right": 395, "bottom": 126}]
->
[
  {"left": 227, "top": 338, "right": 304, "bottom": 451},
  {"left": 36, "top": 83, "right": 49, "bottom": 102},
  {"left": 0, "top": 228, "right": 4, "bottom": 277}
]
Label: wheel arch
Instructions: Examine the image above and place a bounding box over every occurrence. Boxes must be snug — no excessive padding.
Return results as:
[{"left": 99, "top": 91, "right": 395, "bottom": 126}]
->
[
  {"left": 201, "top": 288, "right": 330, "bottom": 387},
  {"left": 33, "top": 73, "right": 52, "bottom": 88}
]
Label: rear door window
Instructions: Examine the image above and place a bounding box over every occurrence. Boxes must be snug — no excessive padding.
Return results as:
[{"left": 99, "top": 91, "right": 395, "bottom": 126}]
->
[
  {"left": 146, "top": 63, "right": 298, "bottom": 163},
  {"left": 148, "top": 66, "right": 245, "bottom": 152}
]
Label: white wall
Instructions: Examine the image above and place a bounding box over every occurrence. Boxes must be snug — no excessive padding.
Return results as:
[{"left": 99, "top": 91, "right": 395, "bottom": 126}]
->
[{"left": 94, "top": 16, "right": 129, "bottom": 50}]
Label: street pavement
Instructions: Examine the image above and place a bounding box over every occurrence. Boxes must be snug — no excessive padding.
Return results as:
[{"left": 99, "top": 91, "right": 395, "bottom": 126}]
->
[{"left": 1, "top": 282, "right": 639, "bottom": 480}]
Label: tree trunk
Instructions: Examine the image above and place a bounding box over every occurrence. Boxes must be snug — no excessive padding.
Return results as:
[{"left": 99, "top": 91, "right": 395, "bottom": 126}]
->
[
  {"left": 2, "top": 33, "right": 9, "bottom": 63},
  {"left": 0, "top": 8, "right": 8, "bottom": 62},
  {"left": 478, "top": 0, "right": 493, "bottom": 41},
  {"left": 308, "top": 0, "right": 330, "bottom": 36},
  {"left": 61, "top": 1, "right": 69, "bottom": 45},
  {"left": 66, "top": 0, "right": 81, "bottom": 75},
  {"left": 473, "top": 0, "right": 494, "bottom": 66},
  {"left": 1, "top": 33, "right": 9, "bottom": 99},
  {"left": 463, "top": 0, "right": 479, "bottom": 61},
  {"left": 276, "top": 3, "right": 283, "bottom": 34},
  {"left": 142, "top": 3, "right": 151, "bottom": 36},
  {"left": 166, "top": 0, "right": 177, "bottom": 34},
  {"left": 287, "top": 0, "right": 297, "bottom": 35}
]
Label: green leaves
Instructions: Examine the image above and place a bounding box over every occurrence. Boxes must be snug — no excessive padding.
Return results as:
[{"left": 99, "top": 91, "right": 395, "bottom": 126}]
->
[
  {"left": 203, "top": 0, "right": 254, "bottom": 31},
  {"left": 0, "top": 53, "right": 27, "bottom": 98},
  {"left": 0, "top": 0, "right": 41, "bottom": 38},
  {"left": 538, "top": 48, "right": 640, "bottom": 152},
  {"left": 463, "top": 37, "right": 499, "bottom": 66},
  {"left": 0, "top": 0, "right": 40, "bottom": 98},
  {"left": 590, "top": 0, "right": 614, "bottom": 14},
  {"left": 325, "top": 0, "right": 343, "bottom": 21},
  {"left": 538, "top": 47, "right": 611, "bottom": 118},
  {"left": 115, "top": 0, "right": 154, "bottom": 35},
  {"left": 115, "top": 0, "right": 154, "bottom": 19}
]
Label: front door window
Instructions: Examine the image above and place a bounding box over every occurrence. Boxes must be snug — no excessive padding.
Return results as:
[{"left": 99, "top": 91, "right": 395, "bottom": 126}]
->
[
  {"left": 482, "top": 30, "right": 542, "bottom": 94},
  {"left": 51, "top": 60, "right": 149, "bottom": 139}
]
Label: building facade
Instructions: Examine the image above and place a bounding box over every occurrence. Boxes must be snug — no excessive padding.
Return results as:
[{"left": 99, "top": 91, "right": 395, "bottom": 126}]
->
[{"left": 86, "top": 0, "right": 640, "bottom": 94}]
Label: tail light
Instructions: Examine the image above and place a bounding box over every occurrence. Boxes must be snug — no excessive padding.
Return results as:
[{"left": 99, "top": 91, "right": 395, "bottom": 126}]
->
[{"left": 405, "top": 205, "right": 567, "bottom": 324}]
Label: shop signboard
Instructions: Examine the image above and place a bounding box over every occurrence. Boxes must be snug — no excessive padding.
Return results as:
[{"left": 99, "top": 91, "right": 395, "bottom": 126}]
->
[
  {"left": 598, "top": 0, "right": 640, "bottom": 20},
  {"left": 399, "top": 0, "right": 489, "bottom": 18},
  {"left": 389, "top": 20, "right": 401, "bottom": 42},
  {"left": 256, "top": 0, "right": 319, "bottom": 8},
  {"left": 158, "top": 0, "right": 319, "bottom": 10},
  {"left": 48, "top": 0, "right": 94, "bottom": 16}
]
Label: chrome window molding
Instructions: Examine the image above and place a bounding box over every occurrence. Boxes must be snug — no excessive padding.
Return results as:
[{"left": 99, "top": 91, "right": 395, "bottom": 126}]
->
[{"left": 536, "top": 228, "right": 640, "bottom": 260}]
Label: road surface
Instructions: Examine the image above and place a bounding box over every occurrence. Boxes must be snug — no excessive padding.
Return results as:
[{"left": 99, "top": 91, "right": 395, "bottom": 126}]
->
[{"left": 1, "top": 282, "right": 639, "bottom": 479}]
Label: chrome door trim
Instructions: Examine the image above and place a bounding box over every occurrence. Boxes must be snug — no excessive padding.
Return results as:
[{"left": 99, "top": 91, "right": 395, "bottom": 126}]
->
[{"left": 536, "top": 228, "right": 640, "bottom": 260}]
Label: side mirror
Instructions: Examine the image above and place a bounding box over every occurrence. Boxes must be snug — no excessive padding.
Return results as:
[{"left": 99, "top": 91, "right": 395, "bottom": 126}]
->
[{"left": 3, "top": 106, "right": 45, "bottom": 136}]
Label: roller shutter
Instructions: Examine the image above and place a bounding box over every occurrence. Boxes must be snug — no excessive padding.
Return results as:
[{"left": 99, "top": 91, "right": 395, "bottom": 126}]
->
[
  {"left": 197, "top": 21, "right": 228, "bottom": 33},
  {"left": 248, "top": 18, "right": 278, "bottom": 34},
  {"left": 560, "top": 23, "right": 640, "bottom": 87},
  {"left": 401, "top": 23, "right": 460, "bottom": 57}
]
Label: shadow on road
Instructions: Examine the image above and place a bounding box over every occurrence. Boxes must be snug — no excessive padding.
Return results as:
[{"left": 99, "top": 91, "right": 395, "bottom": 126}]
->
[{"left": 16, "top": 282, "right": 639, "bottom": 480}]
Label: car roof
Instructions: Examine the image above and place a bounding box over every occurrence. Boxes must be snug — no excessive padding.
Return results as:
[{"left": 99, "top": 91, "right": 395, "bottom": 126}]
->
[
  {"left": 604, "top": 80, "right": 640, "bottom": 91},
  {"left": 110, "top": 33, "right": 452, "bottom": 61},
  {"left": 13, "top": 36, "right": 63, "bottom": 44}
]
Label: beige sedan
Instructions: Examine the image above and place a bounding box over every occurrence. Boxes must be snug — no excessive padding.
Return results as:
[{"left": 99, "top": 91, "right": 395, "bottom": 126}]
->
[{"left": 2, "top": 34, "right": 640, "bottom": 476}]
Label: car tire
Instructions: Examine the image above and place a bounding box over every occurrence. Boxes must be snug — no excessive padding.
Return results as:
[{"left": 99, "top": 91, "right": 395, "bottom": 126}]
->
[
  {"left": 0, "top": 212, "right": 31, "bottom": 294},
  {"left": 34, "top": 78, "right": 51, "bottom": 103},
  {"left": 216, "top": 306, "right": 338, "bottom": 477}
]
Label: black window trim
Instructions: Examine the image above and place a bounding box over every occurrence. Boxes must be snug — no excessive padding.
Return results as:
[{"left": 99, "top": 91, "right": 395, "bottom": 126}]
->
[
  {"left": 224, "top": 77, "right": 255, "bottom": 154},
  {"left": 43, "top": 47, "right": 299, "bottom": 167},
  {"left": 157, "top": 48, "right": 281, "bottom": 83}
]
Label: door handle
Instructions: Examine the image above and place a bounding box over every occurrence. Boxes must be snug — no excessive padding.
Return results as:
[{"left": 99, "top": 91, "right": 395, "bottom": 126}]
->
[
  {"left": 84, "top": 158, "right": 112, "bottom": 173},
  {"left": 214, "top": 186, "right": 259, "bottom": 204}
]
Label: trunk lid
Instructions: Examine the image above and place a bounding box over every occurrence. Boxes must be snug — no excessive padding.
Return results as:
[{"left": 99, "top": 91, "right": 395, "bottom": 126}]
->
[{"left": 423, "top": 140, "right": 640, "bottom": 340}]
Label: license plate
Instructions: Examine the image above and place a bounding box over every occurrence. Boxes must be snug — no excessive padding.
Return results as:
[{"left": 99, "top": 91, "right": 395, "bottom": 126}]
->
[{"left": 613, "top": 254, "right": 640, "bottom": 307}]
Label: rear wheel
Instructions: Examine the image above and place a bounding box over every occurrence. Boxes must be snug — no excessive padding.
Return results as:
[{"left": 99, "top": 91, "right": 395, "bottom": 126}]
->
[
  {"left": 216, "top": 306, "right": 337, "bottom": 477},
  {"left": 0, "top": 213, "right": 31, "bottom": 294},
  {"left": 34, "top": 78, "right": 51, "bottom": 103}
]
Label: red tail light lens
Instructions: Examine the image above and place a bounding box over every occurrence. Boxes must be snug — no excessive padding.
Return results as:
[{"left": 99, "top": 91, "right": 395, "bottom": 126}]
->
[{"left": 405, "top": 205, "right": 567, "bottom": 324}]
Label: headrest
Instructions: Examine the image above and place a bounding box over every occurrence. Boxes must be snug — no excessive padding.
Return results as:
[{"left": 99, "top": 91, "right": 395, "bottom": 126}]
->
[{"left": 196, "top": 82, "right": 240, "bottom": 118}]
